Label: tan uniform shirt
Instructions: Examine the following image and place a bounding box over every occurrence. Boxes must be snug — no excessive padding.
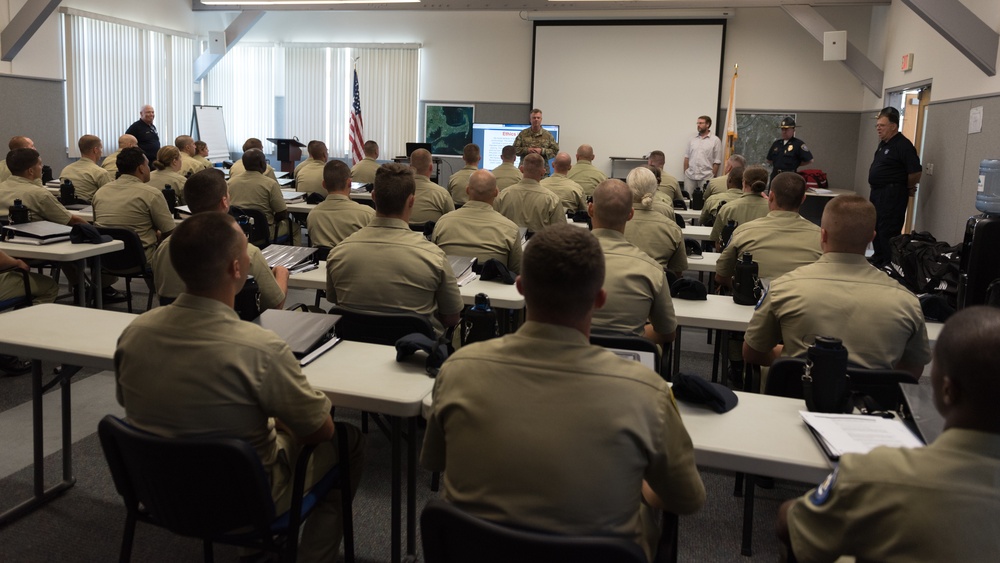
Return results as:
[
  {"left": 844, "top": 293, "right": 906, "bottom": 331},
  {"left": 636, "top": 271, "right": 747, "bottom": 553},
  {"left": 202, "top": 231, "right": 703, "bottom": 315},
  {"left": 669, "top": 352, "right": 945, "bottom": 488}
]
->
[
  {"left": 658, "top": 171, "right": 683, "bottom": 203},
  {"left": 710, "top": 192, "right": 769, "bottom": 242},
  {"left": 704, "top": 173, "right": 728, "bottom": 200},
  {"left": 147, "top": 169, "right": 189, "bottom": 205},
  {"left": 114, "top": 293, "right": 330, "bottom": 471},
  {"left": 0, "top": 160, "right": 11, "bottom": 182},
  {"left": 350, "top": 157, "right": 379, "bottom": 184},
  {"left": 412, "top": 174, "right": 455, "bottom": 225},
  {"left": 92, "top": 175, "right": 176, "bottom": 257},
  {"left": 101, "top": 150, "right": 121, "bottom": 174},
  {"left": 151, "top": 237, "right": 285, "bottom": 309},
  {"left": 229, "top": 159, "right": 278, "bottom": 181},
  {"left": 567, "top": 159, "right": 608, "bottom": 196},
  {"left": 491, "top": 162, "right": 523, "bottom": 191},
  {"left": 716, "top": 210, "right": 821, "bottom": 282},
  {"left": 228, "top": 171, "right": 286, "bottom": 227},
  {"left": 326, "top": 217, "right": 464, "bottom": 333},
  {"left": 59, "top": 158, "right": 114, "bottom": 202},
  {"left": 193, "top": 155, "right": 212, "bottom": 169},
  {"left": 700, "top": 188, "right": 743, "bottom": 225},
  {"left": 293, "top": 158, "right": 326, "bottom": 196},
  {"left": 431, "top": 201, "right": 523, "bottom": 273},
  {"left": 305, "top": 193, "right": 374, "bottom": 249},
  {"left": 624, "top": 207, "right": 688, "bottom": 272},
  {"left": 540, "top": 173, "right": 587, "bottom": 213},
  {"left": 179, "top": 153, "right": 210, "bottom": 177},
  {"left": 789, "top": 429, "right": 1000, "bottom": 563},
  {"left": 745, "top": 252, "right": 932, "bottom": 369},
  {"left": 493, "top": 178, "right": 564, "bottom": 233},
  {"left": 0, "top": 175, "right": 74, "bottom": 224},
  {"left": 591, "top": 229, "right": 677, "bottom": 338},
  {"left": 447, "top": 165, "right": 477, "bottom": 205},
  {"left": 422, "top": 321, "right": 705, "bottom": 553}
]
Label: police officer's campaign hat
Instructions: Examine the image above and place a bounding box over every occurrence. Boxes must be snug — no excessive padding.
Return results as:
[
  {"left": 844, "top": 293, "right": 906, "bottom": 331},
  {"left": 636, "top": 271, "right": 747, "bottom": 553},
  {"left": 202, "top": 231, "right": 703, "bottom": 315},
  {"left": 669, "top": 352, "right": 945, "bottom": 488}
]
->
[{"left": 779, "top": 117, "right": 797, "bottom": 129}]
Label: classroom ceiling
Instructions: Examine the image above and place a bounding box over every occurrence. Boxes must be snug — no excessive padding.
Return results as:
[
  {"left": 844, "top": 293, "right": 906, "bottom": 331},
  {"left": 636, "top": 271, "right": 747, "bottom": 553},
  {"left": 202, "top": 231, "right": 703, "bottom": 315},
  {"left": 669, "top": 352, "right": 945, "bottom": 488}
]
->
[{"left": 193, "top": 0, "right": 891, "bottom": 12}]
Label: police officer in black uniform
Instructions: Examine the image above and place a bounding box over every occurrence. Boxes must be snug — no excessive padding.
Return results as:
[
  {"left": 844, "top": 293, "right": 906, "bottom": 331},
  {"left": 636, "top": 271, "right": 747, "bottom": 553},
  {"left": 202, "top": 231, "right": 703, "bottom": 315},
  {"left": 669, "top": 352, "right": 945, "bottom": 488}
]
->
[
  {"left": 868, "top": 106, "right": 921, "bottom": 268},
  {"left": 125, "top": 105, "right": 160, "bottom": 165},
  {"left": 766, "top": 117, "right": 814, "bottom": 182}
]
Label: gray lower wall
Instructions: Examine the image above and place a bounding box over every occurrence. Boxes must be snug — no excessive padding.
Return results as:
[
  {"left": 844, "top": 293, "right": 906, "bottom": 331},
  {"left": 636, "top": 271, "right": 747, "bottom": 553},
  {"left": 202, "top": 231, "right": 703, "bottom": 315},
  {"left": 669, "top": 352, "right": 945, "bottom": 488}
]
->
[
  {"left": 0, "top": 75, "right": 72, "bottom": 175},
  {"left": 917, "top": 95, "right": 1000, "bottom": 244}
]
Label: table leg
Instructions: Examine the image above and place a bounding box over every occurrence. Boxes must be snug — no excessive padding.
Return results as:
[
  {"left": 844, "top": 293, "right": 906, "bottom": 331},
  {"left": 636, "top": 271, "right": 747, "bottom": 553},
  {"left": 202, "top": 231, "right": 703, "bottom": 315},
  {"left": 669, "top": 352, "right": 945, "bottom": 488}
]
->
[
  {"left": 407, "top": 416, "right": 417, "bottom": 557},
  {"left": 391, "top": 416, "right": 401, "bottom": 563},
  {"left": 741, "top": 474, "right": 756, "bottom": 556},
  {"left": 91, "top": 256, "right": 103, "bottom": 309},
  {"left": 75, "top": 259, "right": 87, "bottom": 307},
  {"left": 672, "top": 327, "right": 682, "bottom": 375},
  {"left": 0, "top": 360, "right": 75, "bottom": 525}
]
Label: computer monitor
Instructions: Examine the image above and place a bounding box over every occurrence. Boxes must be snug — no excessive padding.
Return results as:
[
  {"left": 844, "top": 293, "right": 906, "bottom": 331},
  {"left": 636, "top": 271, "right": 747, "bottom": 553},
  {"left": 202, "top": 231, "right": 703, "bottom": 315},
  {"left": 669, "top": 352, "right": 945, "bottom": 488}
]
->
[
  {"left": 405, "top": 142, "right": 433, "bottom": 157},
  {"left": 471, "top": 123, "right": 560, "bottom": 170}
]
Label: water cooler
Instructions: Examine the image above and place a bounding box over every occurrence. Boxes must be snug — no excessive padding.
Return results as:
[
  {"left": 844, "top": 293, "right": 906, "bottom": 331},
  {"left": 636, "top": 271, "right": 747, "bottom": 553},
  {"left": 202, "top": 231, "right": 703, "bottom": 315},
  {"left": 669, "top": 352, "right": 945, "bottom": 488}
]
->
[{"left": 957, "top": 159, "right": 1000, "bottom": 308}]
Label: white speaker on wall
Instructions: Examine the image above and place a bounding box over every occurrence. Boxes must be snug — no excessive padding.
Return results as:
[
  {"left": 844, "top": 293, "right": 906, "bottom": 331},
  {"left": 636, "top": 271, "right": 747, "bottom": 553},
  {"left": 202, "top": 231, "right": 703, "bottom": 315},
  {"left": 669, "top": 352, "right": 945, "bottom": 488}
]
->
[
  {"left": 823, "top": 30, "right": 847, "bottom": 61},
  {"left": 208, "top": 31, "right": 226, "bottom": 55}
]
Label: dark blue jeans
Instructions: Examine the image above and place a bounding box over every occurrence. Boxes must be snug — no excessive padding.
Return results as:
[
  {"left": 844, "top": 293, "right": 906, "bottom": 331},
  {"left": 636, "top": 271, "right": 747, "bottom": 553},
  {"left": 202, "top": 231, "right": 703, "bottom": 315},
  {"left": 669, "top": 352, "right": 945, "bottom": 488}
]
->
[{"left": 869, "top": 183, "right": 908, "bottom": 267}]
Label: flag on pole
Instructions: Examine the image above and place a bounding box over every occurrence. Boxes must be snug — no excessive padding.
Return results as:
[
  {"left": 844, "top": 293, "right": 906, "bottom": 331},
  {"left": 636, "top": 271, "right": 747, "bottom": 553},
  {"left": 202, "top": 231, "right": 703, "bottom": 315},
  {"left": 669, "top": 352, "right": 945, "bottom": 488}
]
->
[
  {"left": 349, "top": 66, "right": 364, "bottom": 165},
  {"left": 723, "top": 64, "right": 738, "bottom": 163}
]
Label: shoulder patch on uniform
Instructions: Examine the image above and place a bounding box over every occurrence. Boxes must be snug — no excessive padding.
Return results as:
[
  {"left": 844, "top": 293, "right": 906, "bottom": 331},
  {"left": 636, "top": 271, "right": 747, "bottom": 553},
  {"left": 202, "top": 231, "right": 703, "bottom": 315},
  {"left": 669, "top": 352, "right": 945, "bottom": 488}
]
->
[
  {"left": 801, "top": 144, "right": 809, "bottom": 152},
  {"left": 808, "top": 468, "right": 838, "bottom": 506}
]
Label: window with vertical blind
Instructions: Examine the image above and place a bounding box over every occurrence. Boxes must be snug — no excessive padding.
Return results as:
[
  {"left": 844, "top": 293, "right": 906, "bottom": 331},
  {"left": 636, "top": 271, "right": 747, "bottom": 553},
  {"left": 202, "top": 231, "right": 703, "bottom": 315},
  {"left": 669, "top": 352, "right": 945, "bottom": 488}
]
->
[
  {"left": 62, "top": 9, "right": 195, "bottom": 159},
  {"left": 204, "top": 43, "right": 418, "bottom": 159}
]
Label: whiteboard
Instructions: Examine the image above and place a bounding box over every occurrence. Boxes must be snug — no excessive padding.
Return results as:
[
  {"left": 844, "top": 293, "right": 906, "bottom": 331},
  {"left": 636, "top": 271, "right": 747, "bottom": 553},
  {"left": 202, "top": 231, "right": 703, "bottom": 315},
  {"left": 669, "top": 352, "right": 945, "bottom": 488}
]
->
[
  {"left": 191, "top": 105, "right": 230, "bottom": 162},
  {"left": 532, "top": 21, "right": 725, "bottom": 180}
]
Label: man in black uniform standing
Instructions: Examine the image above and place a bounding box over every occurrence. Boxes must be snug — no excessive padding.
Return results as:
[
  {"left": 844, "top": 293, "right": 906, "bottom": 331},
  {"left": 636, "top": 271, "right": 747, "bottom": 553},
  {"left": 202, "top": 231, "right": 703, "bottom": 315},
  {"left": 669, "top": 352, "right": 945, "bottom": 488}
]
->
[
  {"left": 868, "top": 106, "right": 921, "bottom": 268},
  {"left": 766, "top": 117, "right": 813, "bottom": 182},
  {"left": 125, "top": 104, "right": 160, "bottom": 164}
]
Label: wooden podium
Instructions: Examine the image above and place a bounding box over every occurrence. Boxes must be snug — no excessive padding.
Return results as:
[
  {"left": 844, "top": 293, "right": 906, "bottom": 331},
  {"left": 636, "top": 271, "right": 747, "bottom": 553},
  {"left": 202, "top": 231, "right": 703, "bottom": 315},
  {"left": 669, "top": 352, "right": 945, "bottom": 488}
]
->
[{"left": 267, "top": 138, "right": 306, "bottom": 173}]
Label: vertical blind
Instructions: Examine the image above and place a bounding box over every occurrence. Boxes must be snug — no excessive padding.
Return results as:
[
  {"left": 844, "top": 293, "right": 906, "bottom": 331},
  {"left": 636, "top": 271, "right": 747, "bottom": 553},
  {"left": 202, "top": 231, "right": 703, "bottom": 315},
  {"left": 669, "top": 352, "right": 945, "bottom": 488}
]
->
[
  {"left": 64, "top": 12, "right": 195, "bottom": 158},
  {"left": 204, "top": 44, "right": 418, "bottom": 158}
]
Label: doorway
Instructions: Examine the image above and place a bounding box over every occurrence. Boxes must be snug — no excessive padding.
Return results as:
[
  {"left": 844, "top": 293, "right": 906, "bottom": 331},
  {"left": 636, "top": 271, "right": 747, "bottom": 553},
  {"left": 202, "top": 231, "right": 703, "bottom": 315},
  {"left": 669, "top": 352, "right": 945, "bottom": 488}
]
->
[{"left": 887, "top": 84, "right": 931, "bottom": 234}]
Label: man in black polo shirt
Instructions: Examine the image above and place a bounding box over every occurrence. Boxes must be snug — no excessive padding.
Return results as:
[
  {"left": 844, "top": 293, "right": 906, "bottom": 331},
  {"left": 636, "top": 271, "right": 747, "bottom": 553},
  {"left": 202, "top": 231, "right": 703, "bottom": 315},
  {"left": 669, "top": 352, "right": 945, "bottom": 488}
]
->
[
  {"left": 125, "top": 104, "right": 160, "bottom": 164},
  {"left": 868, "top": 106, "right": 921, "bottom": 267}
]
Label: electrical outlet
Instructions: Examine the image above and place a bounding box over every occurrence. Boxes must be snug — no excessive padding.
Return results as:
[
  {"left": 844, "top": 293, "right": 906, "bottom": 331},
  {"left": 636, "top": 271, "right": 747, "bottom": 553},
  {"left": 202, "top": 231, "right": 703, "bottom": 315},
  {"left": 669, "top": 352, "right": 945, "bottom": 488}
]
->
[{"left": 926, "top": 163, "right": 934, "bottom": 175}]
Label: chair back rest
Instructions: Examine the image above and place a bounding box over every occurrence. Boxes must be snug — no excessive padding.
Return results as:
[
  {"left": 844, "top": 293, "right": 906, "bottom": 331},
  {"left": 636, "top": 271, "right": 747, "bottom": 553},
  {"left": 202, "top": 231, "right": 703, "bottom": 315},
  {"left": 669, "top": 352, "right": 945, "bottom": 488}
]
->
[
  {"left": 329, "top": 304, "right": 435, "bottom": 345},
  {"left": 673, "top": 213, "right": 686, "bottom": 229},
  {"left": 230, "top": 205, "right": 271, "bottom": 248},
  {"left": 94, "top": 226, "right": 148, "bottom": 273},
  {"left": 589, "top": 333, "right": 662, "bottom": 372},
  {"left": 421, "top": 499, "right": 646, "bottom": 563},
  {"left": 313, "top": 246, "right": 333, "bottom": 264},
  {"left": 764, "top": 357, "right": 919, "bottom": 412},
  {"left": 97, "top": 415, "right": 276, "bottom": 539}
]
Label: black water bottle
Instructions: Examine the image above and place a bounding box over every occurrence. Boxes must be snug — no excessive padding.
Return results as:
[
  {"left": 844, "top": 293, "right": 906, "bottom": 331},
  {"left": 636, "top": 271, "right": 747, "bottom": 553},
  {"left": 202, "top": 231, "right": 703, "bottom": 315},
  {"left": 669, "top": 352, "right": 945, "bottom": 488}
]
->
[
  {"left": 8, "top": 199, "right": 29, "bottom": 224},
  {"left": 733, "top": 252, "right": 760, "bottom": 305},
  {"left": 462, "top": 293, "right": 499, "bottom": 345},
  {"left": 60, "top": 179, "right": 76, "bottom": 205},
  {"left": 691, "top": 186, "right": 704, "bottom": 210},
  {"left": 162, "top": 185, "right": 177, "bottom": 216},
  {"left": 803, "top": 336, "right": 851, "bottom": 413}
]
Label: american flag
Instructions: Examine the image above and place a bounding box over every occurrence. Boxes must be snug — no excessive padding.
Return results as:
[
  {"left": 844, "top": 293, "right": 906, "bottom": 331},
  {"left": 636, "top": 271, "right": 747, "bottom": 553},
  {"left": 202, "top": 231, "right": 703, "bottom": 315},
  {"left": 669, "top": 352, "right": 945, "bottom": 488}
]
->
[{"left": 349, "top": 68, "right": 364, "bottom": 165}]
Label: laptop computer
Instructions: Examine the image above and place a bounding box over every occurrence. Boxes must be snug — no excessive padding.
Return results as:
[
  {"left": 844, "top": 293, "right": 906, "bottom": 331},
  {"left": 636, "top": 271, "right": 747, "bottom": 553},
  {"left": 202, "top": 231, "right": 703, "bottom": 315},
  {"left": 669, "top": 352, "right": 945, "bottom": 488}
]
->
[{"left": 899, "top": 382, "right": 945, "bottom": 445}]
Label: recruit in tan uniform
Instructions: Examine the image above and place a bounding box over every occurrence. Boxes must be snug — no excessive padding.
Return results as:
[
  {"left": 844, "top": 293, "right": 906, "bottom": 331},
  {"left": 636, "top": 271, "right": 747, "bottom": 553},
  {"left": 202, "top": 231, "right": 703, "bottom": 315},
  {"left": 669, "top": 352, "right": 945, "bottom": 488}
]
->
[
  {"left": 700, "top": 166, "right": 744, "bottom": 227},
  {"left": 432, "top": 169, "right": 523, "bottom": 273},
  {"left": 494, "top": 153, "right": 564, "bottom": 233},
  {"left": 622, "top": 167, "right": 688, "bottom": 276},
  {"left": 228, "top": 138, "right": 278, "bottom": 181},
  {"left": 567, "top": 144, "right": 608, "bottom": 196},
  {"left": 589, "top": 179, "right": 677, "bottom": 346},
  {"left": 148, "top": 146, "right": 189, "bottom": 204},
  {"left": 101, "top": 134, "right": 137, "bottom": 174},
  {"left": 293, "top": 140, "right": 328, "bottom": 196},
  {"left": 715, "top": 172, "right": 821, "bottom": 289},
  {"left": 743, "top": 194, "right": 931, "bottom": 378},
  {"left": 0, "top": 148, "right": 87, "bottom": 226},
  {"left": 491, "top": 145, "right": 523, "bottom": 191},
  {"left": 59, "top": 135, "right": 114, "bottom": 202},
  {"left": 305, "top": 159, "right": 374, "bottom": 250},
  {"left": 175, "top": 135, "right": 211, "bottom": 177},
  {"left": 704, "top": 154, "right": 746, "bottom": 201},
  {"left": 778, "top": 306, "right": 1000, "bottom": 562},
  {"left": 408, "top": 148, "right": 455, "bottom": 225},
  {"left": 326, "top": 162, "right": 463, "bottom": 334},
  {"left": 422, "top": 223, "right": 704, "bottom": 561},
  {"left": 350, "top": 140, "right": 380, "bottom": 184},
  {"left": 447, "top": 143, "right": 480, "bottom": 206},
  {"left": 228, "top": 148, "right": 298, "bottom": 245},
  {"left": 0, "top": 136, "right": 42, "bottom": 185},
  {"left": 151, "top": 168, "right": 288, "bottom": 309},
  {"left": 540, "top": 153, "right": 587, "bottom": 213},
  {"left": 710, "top": 165, "right": 770, "bottom": 249},
  {"left": 646, "top": 149, "right": 683, "bottom": 204}
]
